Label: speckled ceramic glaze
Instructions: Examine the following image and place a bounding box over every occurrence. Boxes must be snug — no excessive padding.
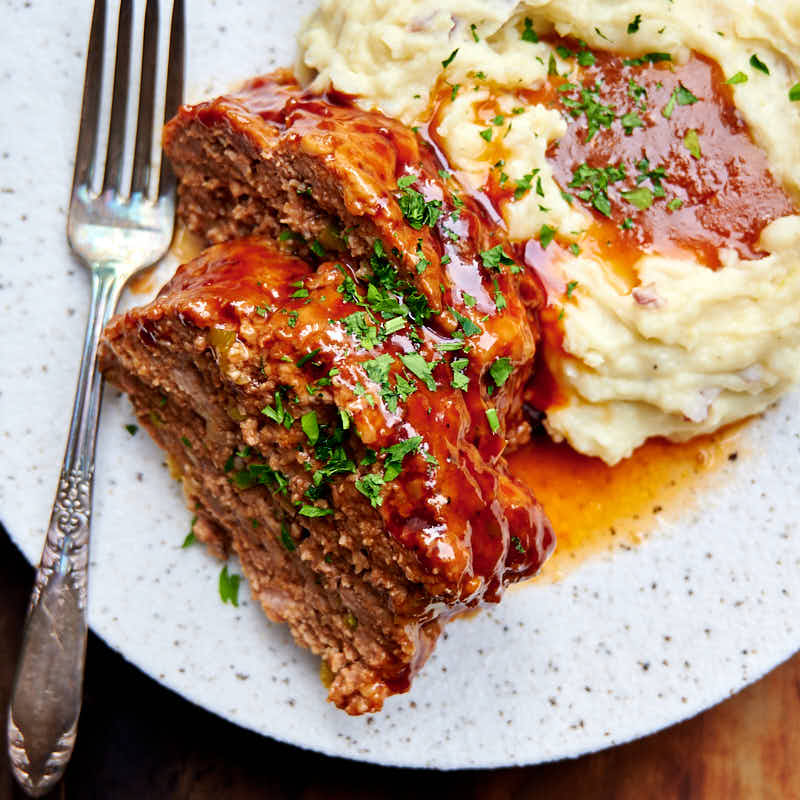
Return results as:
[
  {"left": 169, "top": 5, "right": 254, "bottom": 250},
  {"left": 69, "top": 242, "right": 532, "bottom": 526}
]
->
[{"left": 1, "top": 1, "right": 798, "bottom": 769}]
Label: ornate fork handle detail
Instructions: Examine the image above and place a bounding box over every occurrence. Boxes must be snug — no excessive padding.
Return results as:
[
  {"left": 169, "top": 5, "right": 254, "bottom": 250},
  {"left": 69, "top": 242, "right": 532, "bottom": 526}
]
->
[{"left": 8, "top": 269, "right": 121, "bottom": 798}]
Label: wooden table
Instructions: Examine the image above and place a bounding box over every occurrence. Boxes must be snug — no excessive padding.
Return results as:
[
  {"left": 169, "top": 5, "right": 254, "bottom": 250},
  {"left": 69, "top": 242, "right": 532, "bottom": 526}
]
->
[{"left": 1, "top": 529, "right": 797, "bottom": 799}]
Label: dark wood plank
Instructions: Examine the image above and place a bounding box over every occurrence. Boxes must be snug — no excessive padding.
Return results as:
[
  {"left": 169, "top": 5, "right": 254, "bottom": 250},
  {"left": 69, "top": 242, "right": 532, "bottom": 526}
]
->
[{"left": 0, "top": 528, "right": 797, "bottom": 799}]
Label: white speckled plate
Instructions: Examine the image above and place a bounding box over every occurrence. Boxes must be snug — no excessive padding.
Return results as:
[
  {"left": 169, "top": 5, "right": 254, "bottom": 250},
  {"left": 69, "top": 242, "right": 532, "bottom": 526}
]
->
[{"left": 1, "top": 0, "right": 798, "bottom": 769}]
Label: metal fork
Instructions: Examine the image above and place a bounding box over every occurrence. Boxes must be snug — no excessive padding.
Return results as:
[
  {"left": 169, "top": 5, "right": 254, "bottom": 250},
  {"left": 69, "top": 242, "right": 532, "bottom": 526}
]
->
[{"left": 6, "top": 0, "right": 183, "bottom": 795}]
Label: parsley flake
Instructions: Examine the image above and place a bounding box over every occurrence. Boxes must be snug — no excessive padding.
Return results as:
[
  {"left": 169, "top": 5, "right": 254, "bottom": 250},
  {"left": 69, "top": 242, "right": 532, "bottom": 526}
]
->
[
  {"left": 301, "top": 411, "right": 319, "bottom": 445},
  {"left": 442, "top": 49, "right": 459, "bottom": 68},
  {"left": 489, "top": 357, "right": 513, "bottom": 387},
  {"left": 620, "top": 111, "right": 644, "bottom": 134},
  {"left": 539, "top": 224, "right": 557, "bottom": 248},
  {"left": 750, "top": 54, "right": 769, "bottom": 75},
  {"left": 486, "top": 407, "right": 500, "bottom": 433},
  {"left": 684, "top": 129, "right": 702, "bottom": 159},
  {"left": 299, "top": 505, "right": 334, "bottom": 518},
  {"left": 627, "top": 14, "right": 642, "bottom": 34},
  {"left": 621, "top": 186, "right": 654, "bottom": 210},
  {"left": 399, "top": 353, "right": 437, "bottom": 390},
  {"left": 521, "top": 17, "right": 538, "bottom": 43},
  {"left": 480, "top": 245, "right": 515, "bottom": 270},
  {"left": 219, "top": 565, "right": 241, "bottom": 606},
  {"left": 450, "top": 306, "right": 482, "bottom": 337}
]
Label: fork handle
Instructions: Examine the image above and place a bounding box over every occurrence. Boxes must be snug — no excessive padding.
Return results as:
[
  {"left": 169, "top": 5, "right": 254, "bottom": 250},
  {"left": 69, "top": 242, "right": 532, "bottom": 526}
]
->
[{"left": 7, "top": 266, "right": 122, "bottom": 797}]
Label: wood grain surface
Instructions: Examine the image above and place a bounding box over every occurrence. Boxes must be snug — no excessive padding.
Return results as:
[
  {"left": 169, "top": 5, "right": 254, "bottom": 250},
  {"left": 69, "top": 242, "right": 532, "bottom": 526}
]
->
[{"left": 1, "top": 528, "right": 797, "bottom": 800}]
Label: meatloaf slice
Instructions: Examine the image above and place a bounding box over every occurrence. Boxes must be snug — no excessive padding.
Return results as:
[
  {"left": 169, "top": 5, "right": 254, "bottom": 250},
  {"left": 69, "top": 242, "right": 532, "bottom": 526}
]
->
[
  {"left": 99, "top": 238, "right": 554, "bottom": 713},
  {"left": 163, "top": 69, "right": 546, "bottom": 450}
]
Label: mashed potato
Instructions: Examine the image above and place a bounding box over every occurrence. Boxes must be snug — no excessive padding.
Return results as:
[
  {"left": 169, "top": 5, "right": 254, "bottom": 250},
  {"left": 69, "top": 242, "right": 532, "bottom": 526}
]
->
[{"left": 298, "top": 0, "right": 800, "bottom": 463}]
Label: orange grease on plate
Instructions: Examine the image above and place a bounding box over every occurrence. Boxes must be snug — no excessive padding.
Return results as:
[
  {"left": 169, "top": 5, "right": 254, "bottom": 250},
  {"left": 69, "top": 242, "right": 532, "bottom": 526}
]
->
[{"left": 507, "top": 422, "right": 748, "bottom": 582}]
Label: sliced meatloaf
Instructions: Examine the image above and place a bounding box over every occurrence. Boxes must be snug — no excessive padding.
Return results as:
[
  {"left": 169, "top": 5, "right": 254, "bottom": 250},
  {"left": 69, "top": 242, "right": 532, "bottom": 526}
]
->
[
  {"left": 163, "top": 68, "right": 547, "bottom": 449},
  {"left": 98, "top": 73, "right": 555, "bottom": 713}
]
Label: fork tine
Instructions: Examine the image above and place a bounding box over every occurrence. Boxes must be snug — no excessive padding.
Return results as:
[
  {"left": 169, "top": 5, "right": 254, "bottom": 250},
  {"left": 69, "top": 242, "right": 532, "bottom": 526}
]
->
[
  {"left": 71, "top": 0, "right": 106, "bottom": 194},
  {"left": 131, "top": 0, "right": 159, "bottom": 198},
  {"left": 102, "top": 0, "right": 133, "bottom": 195},
  {"left": 157, "top": 0, "right": 185, "bottom": 200}
]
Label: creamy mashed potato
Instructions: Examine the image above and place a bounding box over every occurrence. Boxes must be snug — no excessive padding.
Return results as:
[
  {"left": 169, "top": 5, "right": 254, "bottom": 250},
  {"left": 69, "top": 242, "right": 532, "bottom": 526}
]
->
[{"left": 298, "top": 0, "right": 800, "bottom": 463}]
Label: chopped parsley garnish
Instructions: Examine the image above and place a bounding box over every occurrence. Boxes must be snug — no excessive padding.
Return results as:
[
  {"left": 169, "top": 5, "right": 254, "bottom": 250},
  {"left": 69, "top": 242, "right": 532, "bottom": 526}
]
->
[
  {"left": 627, "top": 14, "right": 642, "bottom": 34},
  {"left": 181, "top": 436, "right": 191, "bottom": 448},
  {"left": 462, "top": 292, "right": 477, "bottom": 308},
  {"left": 621, "top": 186, "right": 654, "bottom": 210},
  {"left": 355, "top": 473, "right": 385, "bottom": 507},
  {"left": 219, "top": 565, "right": 240, "bottom": 606},
  {"left": 450, "top": 83, "right": 461, "bottom": 101},
  {"left": 383, "top": 316, "right": 406, "bottom": 335},
  {"left": 480, "top": 244, "right": 515, "bottom": 270},
  {"left": 399, "top": 352, "right": 437, "bottom": 390},
  {"left": 790, "top": 83, "right": 800, "bottom": 101},
  {"left": 486, "top": 407, "right": 500, "bottom": 433},
  {"left": 301, "top": 411, "right": 320, "bottom": 445},
  {"left": 397, "top": 174, "right": 417, "bottom": 189},
  {"left": 565, "top": 280, "right": 579, "bottom": 298},
  {"left": 569, "top": 242, "right": 581, "bottom": 256},
  {"left": 727, "top": 71, "right": 748, "bottom": 85},
  {"left": 279, "top": 522, "right": 295, "bottom": 552},
  {"left": 382, "top": 437, "right": 423, "bottom": 481},
  {"left": 623, "top": 52, "right": 671, "bottom": 67},
  {"left": 287, "top": 311, "right": 298, "bottom": 328},
  {"left": 539, "top": 224, "right": 557, "bottom": 248},
  {"left": 511, "top": 536, "right": 526, "bottom": 554},
  {"left": 684, "top": 129, "right": 702, "bottom": 159},
  {"left": 513, "top": 171, "right": 537, "bottom": 200},
  {"left": 310, "top": 239, "right": 325, "bottom": 258},
  {"left": 568, "top": 163, "right": 626, "bottom": 217},
  {"left": 750, "top": 54, "right": 769, "bottom": 75},
  {"left": 620, "top": 111, "right": 644, "bottom": 134},
  {"left": 577, "top": 50, "right": 596, "bottom": 67},
  {"left": 450, "top": 306, "right": 482, "bottom": 337},
  {"left": 296, "top": 348, "right": 321, "bottom": 368},
  {"left": 667, "top": 197, "right": 683, "bottom": 211},
  {"left": 397, "top": 185, "right": 443, "bottom": 230},
  {"left": 261, "top": 388, "right": 293, "bottom": 429},
  {"left": 559, "top": 83, "right": 616, "bottom": 142},
  {"left": 489, "top": 357, "right": 513, "bottom": 387},
  {"left": 662, "top": 83, "right": 699, "bottom": 118},
  {"left": 451, "top": 358, "right": 470, "bottom": 390},
  {"left": 125, "top": 424, "right": 138, "bottom": 436},
  {"left": 341, "top": 311, "right": 379, "bottom": 349},
  {"left": 556, "top": 45, "right": 573, "bottom": 60},
  {"left": 182, "top": 518, "right": 197, "bottom": 548},
  {"left": 636, "top": 158, "right": 667, "bottom": 197},
  {"left": 255, "top": 305, "right": 270, "bottom": 317},
  {"left": 479, "top": 128, "right": 493, "bottom": 142},
  {"left": 470, "top": 23, "right": 479, "bottom": 42},
  {"left": 442, "top": 48, "right": 459, "bottom": 68},
  {"left": 364, "top": 353, "right": 395, "bottom": 387},
  {"left": 493, "top": 278, "right": 507, "bottom": 310},
  {"left": 521, "top": 17, "right": 538, "bottom": 43},
  {"left": 232, "top": 462, "right": 289, "bottom": 494},
  {"left": 299, "top": 504, "right": 334, "bottom": 517}
]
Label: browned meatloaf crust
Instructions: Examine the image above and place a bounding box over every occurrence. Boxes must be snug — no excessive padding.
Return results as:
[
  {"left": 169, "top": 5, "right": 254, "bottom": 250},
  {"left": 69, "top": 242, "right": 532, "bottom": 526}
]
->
[{"left": 99, "top": 72, "right": 555, "bottom": 714}]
